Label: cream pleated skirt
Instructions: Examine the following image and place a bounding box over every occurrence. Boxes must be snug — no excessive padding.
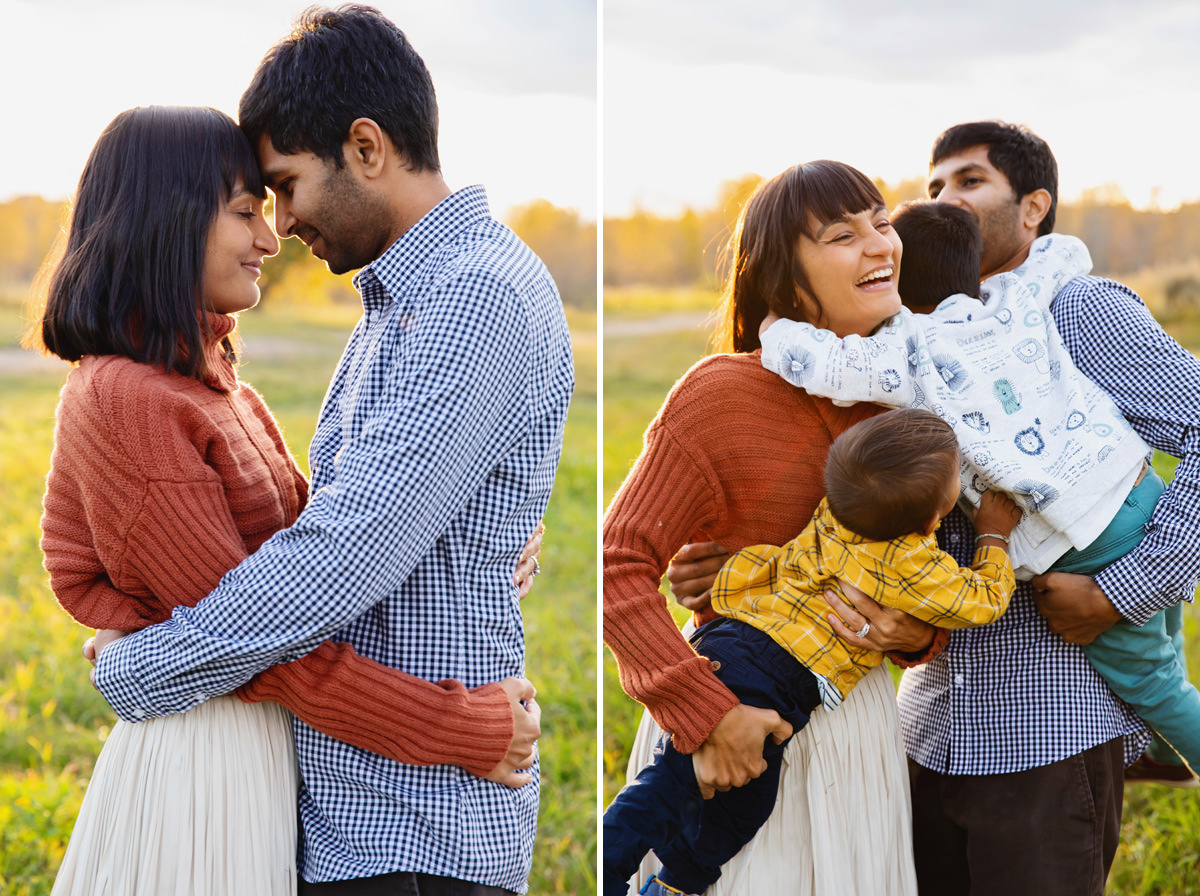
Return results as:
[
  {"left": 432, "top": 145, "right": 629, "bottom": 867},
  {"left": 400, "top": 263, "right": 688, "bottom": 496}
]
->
[
  {"left": 52, "top": 694, "right": 298, "bottom": 896},
  {"left": 625, "top": 662, "right": 918, "bottom": 896}
]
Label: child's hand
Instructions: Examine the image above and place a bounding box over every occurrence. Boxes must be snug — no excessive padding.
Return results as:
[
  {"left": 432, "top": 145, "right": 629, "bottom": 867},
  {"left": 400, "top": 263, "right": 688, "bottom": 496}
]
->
[{"left": 972, "top": 490, "right": 1022, "bottom": 539}]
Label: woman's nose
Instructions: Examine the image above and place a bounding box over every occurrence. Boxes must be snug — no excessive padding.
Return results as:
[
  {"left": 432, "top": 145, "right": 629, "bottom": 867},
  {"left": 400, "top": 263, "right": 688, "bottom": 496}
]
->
[
  {"left": 256, "top": 218, "right": 280, "bottom": 256},
  {"left": 866, "top": 228, "right": 894, "bottom": 257}
]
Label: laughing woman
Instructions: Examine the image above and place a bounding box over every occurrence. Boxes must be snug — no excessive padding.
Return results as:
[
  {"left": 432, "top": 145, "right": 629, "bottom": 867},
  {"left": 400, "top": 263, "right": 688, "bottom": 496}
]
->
[
  {"left": 603, "top": 160, "right": 939, "bottom": 895},
  {"left": 37, "top": 105, "right": 540, "bottom": 895}
]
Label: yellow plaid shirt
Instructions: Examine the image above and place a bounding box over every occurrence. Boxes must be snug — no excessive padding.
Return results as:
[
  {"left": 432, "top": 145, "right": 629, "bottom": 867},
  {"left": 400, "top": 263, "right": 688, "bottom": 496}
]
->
[{"left": 712, "top": 498, "right": 1014, "bottom": 708}]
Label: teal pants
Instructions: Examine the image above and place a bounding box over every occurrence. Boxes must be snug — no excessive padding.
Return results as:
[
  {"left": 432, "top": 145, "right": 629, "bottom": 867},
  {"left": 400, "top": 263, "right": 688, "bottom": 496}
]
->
[{"left": 1054, "top": 469, "right": 1198, "bottom": 770}]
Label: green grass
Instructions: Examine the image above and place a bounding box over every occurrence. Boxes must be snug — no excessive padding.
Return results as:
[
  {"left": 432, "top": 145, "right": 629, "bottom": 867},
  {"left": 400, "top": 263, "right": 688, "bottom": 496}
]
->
[
  {"left": 0, "top": 301, "right": 596, "bottom": 895},
  {"left": 602, "top": 285, "right": 718, "bottom": 320},
  {"left": 603, "top": 295, "right": 1200, "bottom": 894}
]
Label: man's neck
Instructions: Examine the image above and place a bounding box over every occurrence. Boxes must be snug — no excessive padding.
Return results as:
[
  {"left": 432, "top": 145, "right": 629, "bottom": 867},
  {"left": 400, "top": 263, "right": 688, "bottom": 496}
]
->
[
  {"left": 385, "top": 172, "right": 454, "bottom": 249},
  {"left": 981, "top": 236, "right": 1036, "bottom": 280}
]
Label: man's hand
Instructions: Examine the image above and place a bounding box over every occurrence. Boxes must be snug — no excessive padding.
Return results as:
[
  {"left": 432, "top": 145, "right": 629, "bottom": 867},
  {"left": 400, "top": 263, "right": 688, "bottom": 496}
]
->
[
  {"left": 485, "top": 677, "right": 541, "bottom": 788},
  {"left": 826, "top": 582, "right": 936, "bottom": 653},
  {"left": 666, "top": 541, "right": 731, "bottom": 612},
  {"left": 83, "top": 629, "right": 131, "bottom": 688},
  {"left": 1031, "top": 571, "right": 1123, "bottom": 644},
  {"left": 514, "top": 522, "right": 546, "bottom": 600},
  {"left": 691, "top": 702, "right": 792, "bottom": 799}
]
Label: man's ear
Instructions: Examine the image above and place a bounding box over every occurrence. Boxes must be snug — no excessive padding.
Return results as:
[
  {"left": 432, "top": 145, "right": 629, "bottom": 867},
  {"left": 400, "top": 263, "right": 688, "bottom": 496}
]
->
[
  {"left": 343, "top": 118, "right": 388, "bottom": 179},
  {"left": 1021, "top": 188, "right": 1052, "bottom": 232}
]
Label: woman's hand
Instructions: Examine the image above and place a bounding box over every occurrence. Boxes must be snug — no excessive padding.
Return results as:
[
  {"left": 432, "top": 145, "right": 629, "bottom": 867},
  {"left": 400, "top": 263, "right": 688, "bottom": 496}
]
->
[
  {"left": 513, "top": 521, "right": 546, "bottom": 600},
  {"left": 666, "top": 541, "right": 730, "bottom": 612},
  {"left": 83, "top": 629, "right": 131, "bottom": 687},
  {"left": 485, "top": 677, "right": 541, "bottom": 788},
  {"left": 691, "top": 702, "right": 793, "bottom": 799},
  {"left": 825, "top": 581, "right": 936, "bottom": 653}
]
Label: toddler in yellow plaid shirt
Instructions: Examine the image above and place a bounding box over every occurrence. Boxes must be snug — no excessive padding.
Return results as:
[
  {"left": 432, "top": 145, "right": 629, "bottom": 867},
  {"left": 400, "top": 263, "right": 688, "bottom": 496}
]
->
[
  {"left": 605, "top": 408, "right": 1020, "bottom": 896},
  {"left": 714, "top": 408, "right": 1020, "bottom": 710}
]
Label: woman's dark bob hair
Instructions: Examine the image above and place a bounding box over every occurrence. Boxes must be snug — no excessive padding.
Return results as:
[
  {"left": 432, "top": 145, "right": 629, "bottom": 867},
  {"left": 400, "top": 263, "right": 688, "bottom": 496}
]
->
[
  {"left": 40, "top": 105, "right": 265, "bottom": 378},
  {"left": 715, "top": 160, "right": 885, "bottom": 353}
]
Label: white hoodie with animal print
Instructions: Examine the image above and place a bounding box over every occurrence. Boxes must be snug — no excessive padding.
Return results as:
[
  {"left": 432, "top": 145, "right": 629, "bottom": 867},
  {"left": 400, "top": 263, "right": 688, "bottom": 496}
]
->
[{"left": 761, "top": 233, "right": 1151, "bottom": 578}]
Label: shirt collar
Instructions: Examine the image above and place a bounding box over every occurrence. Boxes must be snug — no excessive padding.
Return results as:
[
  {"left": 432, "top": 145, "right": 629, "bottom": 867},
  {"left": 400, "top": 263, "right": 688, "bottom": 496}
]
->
[{"left": 353, "top": 184, "right": 492, "bottom": 313}]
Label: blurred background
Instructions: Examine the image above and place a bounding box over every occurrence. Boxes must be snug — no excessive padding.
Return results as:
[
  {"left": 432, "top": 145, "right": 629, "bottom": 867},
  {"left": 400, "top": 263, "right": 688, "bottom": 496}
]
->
[{"left": 0, "top": 1, "right": 596, "bottom": 893}]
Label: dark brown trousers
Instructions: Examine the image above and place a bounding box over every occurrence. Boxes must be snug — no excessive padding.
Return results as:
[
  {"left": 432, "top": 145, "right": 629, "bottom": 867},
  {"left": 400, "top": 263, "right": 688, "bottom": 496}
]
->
[{"left": 909, "top": 737, "right": 1125, "bottom": 896}]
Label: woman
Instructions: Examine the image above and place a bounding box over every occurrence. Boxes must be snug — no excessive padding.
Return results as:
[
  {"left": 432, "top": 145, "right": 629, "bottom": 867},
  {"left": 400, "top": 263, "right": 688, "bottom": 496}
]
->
[
  {"left": 38, "top": 105, "right": 542, "bottom": 895},
  {"left": 603, "top": 160, "right": 941, "bottom": 895}
]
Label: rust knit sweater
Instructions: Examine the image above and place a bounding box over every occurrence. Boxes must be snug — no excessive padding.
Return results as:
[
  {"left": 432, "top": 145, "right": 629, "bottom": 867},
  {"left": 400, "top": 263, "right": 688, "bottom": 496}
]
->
[
  {"left": 40, "top": 313, "right": 513, "bottom": 777},
  {"left": 603, "top": 351, "right": 945, "bottom": 753}
]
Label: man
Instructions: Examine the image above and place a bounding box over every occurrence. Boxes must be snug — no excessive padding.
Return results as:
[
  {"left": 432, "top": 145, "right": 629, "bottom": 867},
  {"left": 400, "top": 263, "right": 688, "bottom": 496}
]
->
[
  {"left": 91, "top": 6, "right": 574, "bottom": 894},
  {"left": 853, "top": 120, "right": 1200, "bottom": 895}
]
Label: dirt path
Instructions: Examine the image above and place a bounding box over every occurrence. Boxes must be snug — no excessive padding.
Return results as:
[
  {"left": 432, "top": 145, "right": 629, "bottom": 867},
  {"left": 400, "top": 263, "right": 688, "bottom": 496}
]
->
[
  {"left": 0, "top": 347, "right": 63, "bottom": 375},
  {"left": 604, "top": 311, "right": 714, "bottom": 338}
]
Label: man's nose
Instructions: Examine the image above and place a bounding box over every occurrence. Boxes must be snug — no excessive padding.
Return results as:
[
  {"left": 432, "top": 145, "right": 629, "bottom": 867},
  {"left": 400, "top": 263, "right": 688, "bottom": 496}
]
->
[
  {"left": 936, "top": 188, "right": 965, "bottom": 208},
  {"left": 273, "top": 198, "right": 297, "bottom": 238}
]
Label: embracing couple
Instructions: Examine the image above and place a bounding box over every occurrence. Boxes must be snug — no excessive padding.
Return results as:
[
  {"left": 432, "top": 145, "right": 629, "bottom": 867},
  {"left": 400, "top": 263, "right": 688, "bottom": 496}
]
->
[
  {"left": 39, "top": 5, "right": 573, "bottom": 895},
  {"left": 603, "top": 121, "right": 1200, "bottom": 896}
]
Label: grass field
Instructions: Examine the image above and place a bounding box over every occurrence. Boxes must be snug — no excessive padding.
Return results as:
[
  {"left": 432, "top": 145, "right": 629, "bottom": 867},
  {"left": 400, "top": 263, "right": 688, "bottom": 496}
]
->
[
  {"left": 0, "top": 299, "right": 597, "bottom": 895},
  {"left": 603, "top": 288, "right": 1200, "bottom": 895}
]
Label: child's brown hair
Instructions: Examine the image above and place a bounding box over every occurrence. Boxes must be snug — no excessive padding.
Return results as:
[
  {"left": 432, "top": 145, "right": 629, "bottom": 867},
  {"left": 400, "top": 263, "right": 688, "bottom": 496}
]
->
[
  {"left": 824, "top": 408, "right": 960, "bottom": 541},
  {"left": 892, "top": 200, "right": 981, "bottom": 311}
]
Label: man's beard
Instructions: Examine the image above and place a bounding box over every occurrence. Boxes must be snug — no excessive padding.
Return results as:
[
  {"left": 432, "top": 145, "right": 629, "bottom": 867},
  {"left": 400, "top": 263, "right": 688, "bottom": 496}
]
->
[{"left": 308, "top": 166, "right": 390, "bottom": 275}]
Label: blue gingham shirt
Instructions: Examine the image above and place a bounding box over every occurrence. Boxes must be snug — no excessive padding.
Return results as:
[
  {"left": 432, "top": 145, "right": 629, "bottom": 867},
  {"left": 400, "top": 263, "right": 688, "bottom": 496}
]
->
[
  {"left": 899, "top": 274, "right": 1200, "bottom": 774},
  {"left": 94, "top": 186, "right": 574, "bottom": 889}
]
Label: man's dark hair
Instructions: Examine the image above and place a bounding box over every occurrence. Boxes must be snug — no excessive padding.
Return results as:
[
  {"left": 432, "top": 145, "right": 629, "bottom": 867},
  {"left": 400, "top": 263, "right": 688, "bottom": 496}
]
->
[
  {"left": 930, "top": 120, "right": 1058, "bottom": 236},
  {"left": 892, "top": 201, "right": 982, "bottom": 310},
  {"left": 824, "top": 408, "right": 960, "bottom": 542},
  {"left": 239, "top": 4, "right": 439, "bottom": 173},
  {"left": 40, "top": 106, "right": 263, "bottom": 379}
]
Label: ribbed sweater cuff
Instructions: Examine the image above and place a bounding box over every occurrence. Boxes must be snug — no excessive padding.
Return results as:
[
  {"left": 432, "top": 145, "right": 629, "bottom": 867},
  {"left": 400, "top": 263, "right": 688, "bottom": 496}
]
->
[
  {"left": 638, "top": 656, "right": 742, "bottom": 754},
  {"left": 236, "top": 643, "right": 513, "bottom": 778}
]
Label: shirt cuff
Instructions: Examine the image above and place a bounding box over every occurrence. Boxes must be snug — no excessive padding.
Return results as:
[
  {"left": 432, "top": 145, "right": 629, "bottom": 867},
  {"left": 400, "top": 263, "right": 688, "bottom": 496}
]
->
[
  {"left": 92, "top": 629, "right": 159, "bottom": 722},
  {"left": 1094, "top": 557, "right": 1182, "bottom": 626},
  {"left": 93, "top": 627, "right": 212, "bottom": 722}
]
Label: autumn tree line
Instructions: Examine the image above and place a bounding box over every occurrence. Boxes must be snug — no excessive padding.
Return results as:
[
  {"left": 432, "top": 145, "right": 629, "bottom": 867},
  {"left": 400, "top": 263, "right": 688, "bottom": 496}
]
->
[
  {"left": 604, "top": 175, "right": 1200, "bottom": 311},
  {"left": 6, "top": 176, "right": 1200, "bottom": 313},
  {"left": 0, "top": 196, "right": 596, "bottom": 312}
]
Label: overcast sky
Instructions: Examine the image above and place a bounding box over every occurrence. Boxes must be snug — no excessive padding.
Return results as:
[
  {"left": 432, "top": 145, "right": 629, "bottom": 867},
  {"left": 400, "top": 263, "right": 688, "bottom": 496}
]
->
[
  {"left": 605, "top": 0, "right": 1200, "bottom": 216},
  {"left": 6, "top": 2, "right": 1197, "bottom": 223},
  {"left": 0, "top": 0, "right": 597, "bottom": 219}
]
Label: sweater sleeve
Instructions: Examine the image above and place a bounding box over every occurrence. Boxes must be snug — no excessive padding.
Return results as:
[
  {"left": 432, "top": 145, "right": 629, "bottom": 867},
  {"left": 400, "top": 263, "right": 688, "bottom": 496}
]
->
[
  {"left": 603, "top": 412, "right": 740, "bottom": 755},
  {"left": 41, "top": 476, "right": 170, "bottom": 631},
  {"left": 238, "top": 645, "right": 512, "bottom": 776}
]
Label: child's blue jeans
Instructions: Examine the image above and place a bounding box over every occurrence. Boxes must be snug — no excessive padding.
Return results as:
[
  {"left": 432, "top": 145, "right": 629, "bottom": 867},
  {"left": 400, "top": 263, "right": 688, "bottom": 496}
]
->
[
  {"left": 1054, "top": 468, "right": 1199, "bottom": 769},
  {"left": 602, "top": 617, "right": 821, "bottom": 896}
]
